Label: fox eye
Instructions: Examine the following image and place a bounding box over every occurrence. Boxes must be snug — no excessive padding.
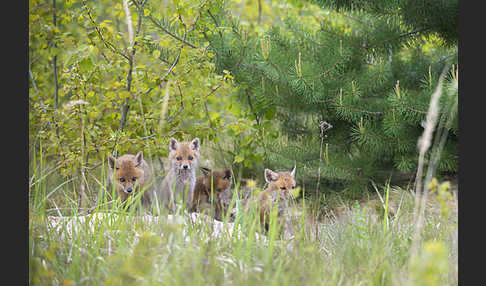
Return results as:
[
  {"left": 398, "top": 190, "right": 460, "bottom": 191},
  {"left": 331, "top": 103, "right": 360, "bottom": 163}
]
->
[
  {"left": 119, "top": 178, "right": 126, "bottom": 183},
  {"left": 132, "top": 177, "right": 137, "bottom": 182},
  {"left": 176, "top": 156, "right": 182, "bottom": 161},
  {"left": 188, "top": 156, "right": 193, "bottom": 161},
  {"left": 280, "top": 186, "right": 287, "bottom": 190},
  {"left": 292, "top": 186, "right": 295, "bottom": 189}
]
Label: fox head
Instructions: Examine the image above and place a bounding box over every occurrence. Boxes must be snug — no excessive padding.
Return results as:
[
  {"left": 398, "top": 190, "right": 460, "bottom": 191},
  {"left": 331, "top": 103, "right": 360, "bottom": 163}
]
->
[
  {"left": 200, "top": 167, "right": 232, "bottom": 196},
  {"left": 169, "top": 137, "right": 200, "bottom": 172},
  {"left": 108, "top": 151, "right": 146, "bottom": 195},
  {"left": 264, "top": 166, "right": 296, "bottom": 199}
]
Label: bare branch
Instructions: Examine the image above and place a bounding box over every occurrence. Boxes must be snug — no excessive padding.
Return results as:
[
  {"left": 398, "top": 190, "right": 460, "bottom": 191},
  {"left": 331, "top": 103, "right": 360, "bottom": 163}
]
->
[
  {"left": 29, "top": 69, "right": 39, "bottom": 95},
  {"left": 204, "top": 84, "right": 222, "bottom": 97},
  {"left": 160, "top": 43, "right": 184, "bottom": 82},
  {"left": 207, "top": 9, "right": 223, "bottom": 39},
  {"left": 146, "top": 15, "right": 197, "bottom": 49}
]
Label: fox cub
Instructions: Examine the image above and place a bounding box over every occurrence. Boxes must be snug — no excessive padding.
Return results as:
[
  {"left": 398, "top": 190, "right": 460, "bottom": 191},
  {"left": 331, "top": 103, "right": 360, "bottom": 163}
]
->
[
  {"left": 105, "top": 151, "right": 153, "bottom": 209},
  {"left": 192, "top": 167, "right": 232, "bottom": 221},
  {"left": 157, "top": 137, "right": 200, "bottom": 211},
  {"left": 251, "top": 166, "right": 296, "bottom": 232}
]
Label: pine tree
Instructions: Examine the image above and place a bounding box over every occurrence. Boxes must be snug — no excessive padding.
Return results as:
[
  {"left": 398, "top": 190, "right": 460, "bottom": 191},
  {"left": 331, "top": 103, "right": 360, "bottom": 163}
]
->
[{"left": 204, "top": 0, "right": 458, "bottom": 195}]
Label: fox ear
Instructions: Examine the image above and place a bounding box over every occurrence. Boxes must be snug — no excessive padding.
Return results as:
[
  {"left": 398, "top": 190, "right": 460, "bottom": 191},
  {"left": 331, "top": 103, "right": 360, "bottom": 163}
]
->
[
  {"left": 135, "top": 151, "right": 143, "bottom": 167},
  {"left": 290, "top": 165, "right": 296, "bottom": 177},
  {"left": 200, "top": 167, "right": 211, "bottom": 177},
  {"left": 169, "top": 138, "right": 178, "bottom": 151},
  {"left": 108, "top": 155, "right": 117, "bottom": 170},
  {"left": 224, "top": 169, "right": 232, "bottom": 180},
  {"left": 190, "top": 138, "right": 200, "bottom": 151},
  {"left": 264, "top": 168, "right": 278, "bottom": 183}
]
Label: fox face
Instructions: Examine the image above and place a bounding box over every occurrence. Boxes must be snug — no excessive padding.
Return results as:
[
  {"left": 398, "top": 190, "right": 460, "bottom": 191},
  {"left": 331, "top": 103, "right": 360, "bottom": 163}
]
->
[
  {"left": 108, "top": 151, "right": 146, "bottom": 197},
  {"left": 200, "top": 167, "right": 232, "bottom": 197},
  {"left": 169, "top": 138, "right": 200, "bottom": 172},
  {"left": 264, "top": 166, "right": 296, "bottom": 199}
]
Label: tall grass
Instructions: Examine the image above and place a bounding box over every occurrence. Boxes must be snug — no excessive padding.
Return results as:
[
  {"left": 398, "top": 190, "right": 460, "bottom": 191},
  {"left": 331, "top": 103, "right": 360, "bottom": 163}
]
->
[{"left": 29, "top": 149, "right": 457, "bottom": 285}]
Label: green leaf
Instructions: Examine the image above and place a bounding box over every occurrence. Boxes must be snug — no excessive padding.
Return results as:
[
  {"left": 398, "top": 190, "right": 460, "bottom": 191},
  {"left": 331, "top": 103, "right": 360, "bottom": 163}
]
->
[
  {"left": 264, "top": 106, "right": 276, "bottom": 120},
  {"left": 78, "top": 57, "right": 93, "bottom": 73},
  {"left": 234, "top": 155, "right": 244, "bottom": 163}
]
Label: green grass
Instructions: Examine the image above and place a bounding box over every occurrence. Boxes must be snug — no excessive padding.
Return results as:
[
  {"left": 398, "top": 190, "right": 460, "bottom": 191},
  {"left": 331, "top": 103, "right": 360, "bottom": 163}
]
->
[{"left": 29, "top": 153, "right": 457, "bottom": 286}]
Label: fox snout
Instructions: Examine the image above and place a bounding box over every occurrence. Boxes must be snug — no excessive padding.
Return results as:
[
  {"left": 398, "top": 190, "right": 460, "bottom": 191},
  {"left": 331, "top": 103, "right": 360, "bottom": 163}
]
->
[
  {"left": 181, "top": 163, "right": 190, "bottom": 170},
  {"left": 125, "top": 186, "right": 133, "bottom": 193}
]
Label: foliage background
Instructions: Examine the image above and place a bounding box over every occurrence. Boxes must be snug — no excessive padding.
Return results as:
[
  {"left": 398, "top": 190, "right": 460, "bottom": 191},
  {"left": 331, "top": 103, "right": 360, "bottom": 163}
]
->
[{"left": 29, "top": 0, "right": 458, "bottom": 205}]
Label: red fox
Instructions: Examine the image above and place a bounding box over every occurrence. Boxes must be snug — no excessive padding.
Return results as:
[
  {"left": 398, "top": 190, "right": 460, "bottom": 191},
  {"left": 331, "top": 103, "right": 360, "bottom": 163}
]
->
[
  {"left": 156, "top": 137, "right": 200, "bottom": 211},
  {"left": 93, "top": 151, "right": 153, "bottom": 211},
  {"left": 191, "top": 167, "right": 233, "bottom": 221},
  {"left": 248, "top": 166, "right": 297, "bottom": 232}
]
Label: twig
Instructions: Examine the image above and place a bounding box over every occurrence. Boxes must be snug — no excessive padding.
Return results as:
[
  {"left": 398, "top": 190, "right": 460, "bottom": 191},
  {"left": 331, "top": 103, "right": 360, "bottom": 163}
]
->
[
  {"left": 146, "top": 15, "right": 197, "bottom": 49},
  {"left": 29, "top": 69, "right": 39, "bottom": 95},
  {"left": 337, "top": 105, "right": 384, "bottom": 115},
  {"left": 314, "top": 59, "right": 341, "bottom": 79},
  {"left": 84, "top": 162, "right": 103, "bottom": 171},
  {"left": 201, "top": 30, "right": 220, "bottom": 59},
  {"left": 82, "top": 0, "right": 130, "bottom": 61},
  {"left": 204, "top": 84, "right": 222, "bottom": 97},
  {"left": 157, "top": 2, "right": 206, "bottom": 83},
  {"left": 140, "top": 134, "right": 156, "bottom": 140},
  {"left": 398, "top": 101, "right": 427, "bottom": 115},
  {"left": 229, "top": 27, "right": 246, "bottom": 70},
  {"left": 206, "top": 9, "right": 222, "bottom": 39},
  {"left": 317, "top": 98, "right": 335, "bottom": 103},
  {"left": 160, "top": 44, "right": 184, "bottom": 82},
  {"left": 315, "top": 121, "right": 333, "bottom": 198}
]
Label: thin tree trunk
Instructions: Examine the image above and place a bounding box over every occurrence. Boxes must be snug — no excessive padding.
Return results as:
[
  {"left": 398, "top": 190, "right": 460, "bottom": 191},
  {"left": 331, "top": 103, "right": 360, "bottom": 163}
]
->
[
  {"left": 52, "top": 0, "right": 59, "bottom": 109},
  {"left": 257, "top": 0, "right": 262, "bottom": 24},
  {"left": 117, "top": 0, "right": 145, "bottom": 133}
]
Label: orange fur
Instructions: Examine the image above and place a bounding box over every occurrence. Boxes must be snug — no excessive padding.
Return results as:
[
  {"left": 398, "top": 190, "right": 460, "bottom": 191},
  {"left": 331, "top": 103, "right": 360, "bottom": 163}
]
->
[
  {"left": 249, "top": 166, "right": 297, "bottom": 232},
  {"left": 192, "top": 167, "right": 232, "bottom": 220},
  {"left": 156, "top": 138, "right": 200, "bottom": 211},
  {"left": 107, "top": 151, "right": 153, "bottom": 209}
]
